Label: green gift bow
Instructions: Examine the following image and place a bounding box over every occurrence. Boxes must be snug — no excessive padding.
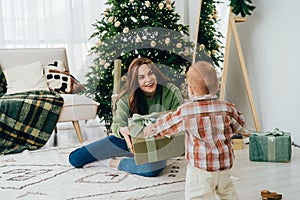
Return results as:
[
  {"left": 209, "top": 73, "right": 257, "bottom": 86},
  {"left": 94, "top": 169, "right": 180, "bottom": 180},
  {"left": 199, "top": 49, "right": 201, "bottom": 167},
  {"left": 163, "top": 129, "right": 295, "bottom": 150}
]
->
[
  {"left": 252, "top": 128, "right": 287, "bottom": 137},
  {"left": 130, "top": 112, "right": 164, "bottom": 138},
  {"left": 132, "top": 113, "right": 157, "bottom": 125},
  {"left": 266, "top": 128, "right": 286, "bottom": 136}
]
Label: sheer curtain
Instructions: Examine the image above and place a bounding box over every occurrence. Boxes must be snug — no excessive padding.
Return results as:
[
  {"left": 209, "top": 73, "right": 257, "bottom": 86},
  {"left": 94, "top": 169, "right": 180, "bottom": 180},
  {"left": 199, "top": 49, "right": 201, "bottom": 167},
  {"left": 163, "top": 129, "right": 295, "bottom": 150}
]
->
[{"left": 0, "top": 0, "right": 104, "bottom": 77}]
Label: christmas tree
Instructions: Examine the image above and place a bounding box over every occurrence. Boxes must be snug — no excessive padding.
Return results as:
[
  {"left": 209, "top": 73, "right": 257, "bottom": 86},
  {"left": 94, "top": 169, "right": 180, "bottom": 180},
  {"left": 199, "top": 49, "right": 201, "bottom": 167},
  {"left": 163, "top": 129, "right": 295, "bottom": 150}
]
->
[
  {"left": 195, "top": 0, "right": 224, "bottom": 68},
  {"left": 85, "top": 0, "right": 255, "bottom": 131},
  {"left": 85, "top": 0, "right": 194, "bottom": 131}
]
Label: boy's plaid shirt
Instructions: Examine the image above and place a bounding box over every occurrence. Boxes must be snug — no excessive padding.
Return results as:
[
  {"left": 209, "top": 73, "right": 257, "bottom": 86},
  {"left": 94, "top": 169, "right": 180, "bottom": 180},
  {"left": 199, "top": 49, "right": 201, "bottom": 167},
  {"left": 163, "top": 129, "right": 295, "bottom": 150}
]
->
[{"left": 154, "top": 94, "right": 245, "bottom": 171}]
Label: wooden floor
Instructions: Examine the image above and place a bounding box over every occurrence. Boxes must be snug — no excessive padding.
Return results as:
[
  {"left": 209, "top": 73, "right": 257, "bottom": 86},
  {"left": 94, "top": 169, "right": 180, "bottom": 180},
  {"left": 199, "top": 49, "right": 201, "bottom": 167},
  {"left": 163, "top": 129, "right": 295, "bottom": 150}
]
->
[
  {"left": 231, "top": 146, "right": 300, "bottom": 200},
  {"left": 51, "top": 120, "right": 300, "bottom": 200}
]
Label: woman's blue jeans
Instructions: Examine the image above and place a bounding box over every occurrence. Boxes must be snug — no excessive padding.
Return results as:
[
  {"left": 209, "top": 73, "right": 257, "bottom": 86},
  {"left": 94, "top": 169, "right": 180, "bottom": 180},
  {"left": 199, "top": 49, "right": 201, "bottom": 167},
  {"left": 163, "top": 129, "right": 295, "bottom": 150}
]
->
[{"left": 69, "top": 135, "right": 166, "bottom": 177}]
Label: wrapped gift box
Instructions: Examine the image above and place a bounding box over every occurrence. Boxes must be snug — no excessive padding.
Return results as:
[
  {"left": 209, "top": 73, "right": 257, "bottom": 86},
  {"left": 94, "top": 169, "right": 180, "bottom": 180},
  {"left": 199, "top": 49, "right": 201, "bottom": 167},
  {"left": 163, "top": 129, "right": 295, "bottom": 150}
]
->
[
  {"left": 232, "top": 134, "right": 243, "bottom": 150},
  {"left": 129, "top": 112, "right": 185, "bottom": 165},
  {"left": 249, "top": 128, "right": 291, "bottom": 162}
]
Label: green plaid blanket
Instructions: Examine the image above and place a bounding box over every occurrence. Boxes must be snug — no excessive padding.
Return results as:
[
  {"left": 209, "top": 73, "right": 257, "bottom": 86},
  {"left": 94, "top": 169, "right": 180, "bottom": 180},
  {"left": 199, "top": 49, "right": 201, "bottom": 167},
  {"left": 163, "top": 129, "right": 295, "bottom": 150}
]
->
[{"left": 0, "top": 90, "right": 64, "bottom": 155}]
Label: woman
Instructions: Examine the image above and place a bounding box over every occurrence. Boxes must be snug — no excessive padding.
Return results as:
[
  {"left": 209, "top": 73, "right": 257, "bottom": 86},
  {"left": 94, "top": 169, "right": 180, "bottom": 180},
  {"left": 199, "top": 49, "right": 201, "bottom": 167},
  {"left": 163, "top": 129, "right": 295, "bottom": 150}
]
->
[{"left": 69, "top": 57, "right": 183, "bottom": 177}]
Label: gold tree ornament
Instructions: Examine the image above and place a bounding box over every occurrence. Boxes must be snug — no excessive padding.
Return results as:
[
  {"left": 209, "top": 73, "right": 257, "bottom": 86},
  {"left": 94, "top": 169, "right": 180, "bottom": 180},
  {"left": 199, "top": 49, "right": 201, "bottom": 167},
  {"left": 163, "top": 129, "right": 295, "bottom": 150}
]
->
[
  {"left": 104, "top": 63, "right": 110, "bottom": 68},
  {"left": 166, "top": 4, "right": 172, "bottom": 10},
  {"left": 176, "top": 43, "right": 182, "bottom": 48},
  {"left": 184, "top": 48, "right": 190, "bottom": 56},
  {"left": 150, "top": 41, "right": 156, "bottom": 47},
  {"left": 213, "top": 13, "right": 218, "bottom": 19},
  {"left": 115, "top": 21, "right": 121, "bottom": 27},
  {"left": 123, "top": 27, "right": 129, "bottom": 33},
  {"left": 145, "top": 1, "right": 150, "bottom": 8},
  {"left": 96, "top": 40, "right": 102, "bottom": 48},
  {"left": 108, "top": 16, "right": 114, "bottom": 23},
  {"left": 159, "top": 3, "right": 164, "bottom": 9},
  {"left": 165, "top": 38, "right": 170, "bottom": 44},
  {"left": 135, "top": 37, "right": 142, "bottom": 43},
  {"left": 211, "top": 50, "right": 217, "bottom": 55},
  {"left": 199, "top": 44, "right": 205, "bottom": 50},
  {"left": 100, "top": 59, "right": 106, "bottom": 65}
]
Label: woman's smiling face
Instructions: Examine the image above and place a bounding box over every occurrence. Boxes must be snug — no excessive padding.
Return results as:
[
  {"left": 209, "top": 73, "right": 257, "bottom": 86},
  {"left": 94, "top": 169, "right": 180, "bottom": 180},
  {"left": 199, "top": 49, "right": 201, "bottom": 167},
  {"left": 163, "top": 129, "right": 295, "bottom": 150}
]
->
[{"left": 137, "top": 64, "right": 157, "bottom": 97}]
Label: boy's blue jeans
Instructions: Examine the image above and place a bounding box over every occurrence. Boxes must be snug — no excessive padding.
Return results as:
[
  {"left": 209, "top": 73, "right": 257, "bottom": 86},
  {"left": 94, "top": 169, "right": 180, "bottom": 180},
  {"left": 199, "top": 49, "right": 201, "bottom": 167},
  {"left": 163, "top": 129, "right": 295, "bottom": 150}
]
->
[{"left": 69, "top": 135, "right": 166, "bottom": 177}]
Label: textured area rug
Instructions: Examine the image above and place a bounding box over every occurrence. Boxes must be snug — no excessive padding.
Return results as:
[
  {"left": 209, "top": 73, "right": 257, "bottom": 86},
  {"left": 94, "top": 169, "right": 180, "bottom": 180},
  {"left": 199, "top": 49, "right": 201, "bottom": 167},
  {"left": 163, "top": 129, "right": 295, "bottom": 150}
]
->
[{"left": 0, "top": 146, "right": 186, "bottom": 200}]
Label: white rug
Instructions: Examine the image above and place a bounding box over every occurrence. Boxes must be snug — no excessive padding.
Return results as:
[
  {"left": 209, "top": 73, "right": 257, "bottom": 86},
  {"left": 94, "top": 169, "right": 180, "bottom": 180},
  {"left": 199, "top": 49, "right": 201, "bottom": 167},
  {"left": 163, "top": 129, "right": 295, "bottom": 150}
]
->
[{"left": 0, "top": 146, "right": 186, "bottom": 200}]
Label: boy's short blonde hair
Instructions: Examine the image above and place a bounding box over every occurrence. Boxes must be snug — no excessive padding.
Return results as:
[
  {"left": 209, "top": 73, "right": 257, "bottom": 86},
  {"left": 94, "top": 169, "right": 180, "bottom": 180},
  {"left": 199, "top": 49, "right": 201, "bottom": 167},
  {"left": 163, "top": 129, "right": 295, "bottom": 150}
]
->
[{"left": 186, "top": 61, "right": 219, "bottom": 95}]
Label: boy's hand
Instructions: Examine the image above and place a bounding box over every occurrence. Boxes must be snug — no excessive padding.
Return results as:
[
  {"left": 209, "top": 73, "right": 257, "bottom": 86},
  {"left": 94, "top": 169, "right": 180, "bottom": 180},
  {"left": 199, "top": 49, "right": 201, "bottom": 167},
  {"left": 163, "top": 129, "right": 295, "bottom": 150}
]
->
[{"left": 144, "top": 124, "right": 157, "bottom": 138}]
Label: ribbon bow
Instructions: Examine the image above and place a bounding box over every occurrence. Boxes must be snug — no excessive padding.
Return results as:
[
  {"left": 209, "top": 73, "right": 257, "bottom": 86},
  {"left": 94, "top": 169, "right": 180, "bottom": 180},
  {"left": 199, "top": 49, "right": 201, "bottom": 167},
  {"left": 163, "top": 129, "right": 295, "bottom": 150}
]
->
[
  {"left": 252, "top": 128, "right": 287, "bottom": 137},
  {"left": 266, "top": 128, "right": 286, "bottom": 137},
  {"left": 130, "top": 112, "right": 163, "bottom": 138},
  {"left": 132, "top": 113, "right": 157, "bottom": 126}
]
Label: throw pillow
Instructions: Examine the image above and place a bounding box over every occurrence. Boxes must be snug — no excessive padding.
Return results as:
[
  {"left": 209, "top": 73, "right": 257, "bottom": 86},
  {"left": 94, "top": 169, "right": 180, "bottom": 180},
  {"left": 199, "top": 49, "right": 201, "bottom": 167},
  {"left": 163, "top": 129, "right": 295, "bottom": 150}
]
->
[
  {"left": 46, "top": 69, "right": 73, "bottom": 94},
  {"left": 44, "top": 61, "right": 85, "bottom": 94},
  {"left": 3, "top": 61, "right": 49, "bottom": 95},
  {"left": 0, "top": 66, "right": 7, "bottom": 97},
  {"left": 48, "top": 60, "right": 66, "bottom": 71},
  {"left": 44, "top": 60, "right": 66, "bottom": 74}
]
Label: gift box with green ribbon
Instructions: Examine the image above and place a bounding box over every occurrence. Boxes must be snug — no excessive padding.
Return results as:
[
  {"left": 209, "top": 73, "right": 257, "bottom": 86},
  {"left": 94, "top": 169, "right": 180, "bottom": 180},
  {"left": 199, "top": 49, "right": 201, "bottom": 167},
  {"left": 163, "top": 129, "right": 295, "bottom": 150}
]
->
[
  {"left": 129, "top": 112, "right": 185, "bottom": 165},
  {"left": 249, "top": 128, "right": 292, "bottom": 162}
]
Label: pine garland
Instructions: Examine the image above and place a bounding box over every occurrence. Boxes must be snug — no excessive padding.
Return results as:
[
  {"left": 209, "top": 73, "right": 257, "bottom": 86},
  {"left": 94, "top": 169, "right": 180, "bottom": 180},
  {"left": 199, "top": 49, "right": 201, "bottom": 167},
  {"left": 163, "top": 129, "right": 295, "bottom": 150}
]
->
[
  {"left": 230, "top": 0, "right": 256, "bottom": 17},
  {"left": 195, "top": 0, "right": 224, "bottom": 68}
]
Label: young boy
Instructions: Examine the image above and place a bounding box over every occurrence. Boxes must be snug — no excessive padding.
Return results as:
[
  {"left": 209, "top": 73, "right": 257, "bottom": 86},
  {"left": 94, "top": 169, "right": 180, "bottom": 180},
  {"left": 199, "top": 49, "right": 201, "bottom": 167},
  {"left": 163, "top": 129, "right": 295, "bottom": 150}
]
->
[{"left": 144, "top": 61, "right": 245, "bottom": 200}]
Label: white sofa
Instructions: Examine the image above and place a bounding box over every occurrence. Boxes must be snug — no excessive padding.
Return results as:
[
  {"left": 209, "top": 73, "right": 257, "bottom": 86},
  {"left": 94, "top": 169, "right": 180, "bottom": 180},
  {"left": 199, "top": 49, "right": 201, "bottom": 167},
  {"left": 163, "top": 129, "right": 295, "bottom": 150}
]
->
[{"left": 0, "top": 48, "right": 99, "bottom": 143}]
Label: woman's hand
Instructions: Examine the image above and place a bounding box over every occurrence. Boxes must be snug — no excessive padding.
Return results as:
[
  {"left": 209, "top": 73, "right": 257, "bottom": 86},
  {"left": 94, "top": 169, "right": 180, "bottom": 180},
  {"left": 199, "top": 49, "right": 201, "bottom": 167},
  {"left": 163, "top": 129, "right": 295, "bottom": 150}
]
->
[{"left": 119, "top": 127, "right": 133, "bottom": 152}]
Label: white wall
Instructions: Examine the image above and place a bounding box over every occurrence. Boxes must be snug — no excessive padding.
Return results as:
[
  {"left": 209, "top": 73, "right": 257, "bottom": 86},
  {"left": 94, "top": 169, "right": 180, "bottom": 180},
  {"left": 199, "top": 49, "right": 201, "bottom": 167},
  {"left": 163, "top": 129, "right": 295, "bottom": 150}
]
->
[{"left": 225, "top": 0, "right": 300, "bottom": 143}]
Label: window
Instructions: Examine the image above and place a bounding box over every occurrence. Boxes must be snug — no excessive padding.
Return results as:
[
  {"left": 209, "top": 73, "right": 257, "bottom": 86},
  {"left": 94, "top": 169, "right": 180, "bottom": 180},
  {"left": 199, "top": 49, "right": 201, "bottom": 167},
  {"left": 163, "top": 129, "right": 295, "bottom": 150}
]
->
[{"left": 0, "top": 0, "right": 104, "bottom": 77}]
